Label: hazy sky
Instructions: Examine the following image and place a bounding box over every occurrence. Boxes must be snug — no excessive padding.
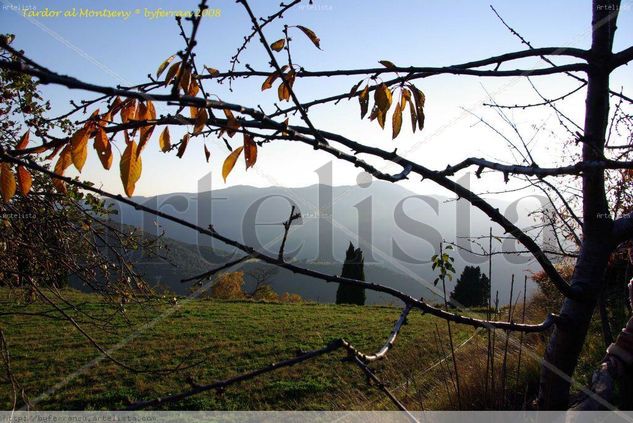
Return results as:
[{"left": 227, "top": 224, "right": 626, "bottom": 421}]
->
[{"left": 2, "top": 0, "right": 632, "bottom": 198}]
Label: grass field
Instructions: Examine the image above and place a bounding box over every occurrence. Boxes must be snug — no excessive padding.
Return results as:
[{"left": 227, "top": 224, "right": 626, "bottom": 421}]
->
[{"left": 0, "top": 289, "right": 482, "bottom": 411}]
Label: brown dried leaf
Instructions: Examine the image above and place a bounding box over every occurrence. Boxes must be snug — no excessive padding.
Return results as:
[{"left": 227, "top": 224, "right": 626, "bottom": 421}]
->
[
  {"left": 177, "top": 134, "right": 190, "bottom": 158},
  {"left": 379, "top": 60, "right": 396, "bottom": 69},
  {"left": 223, "top": 109, "right": 239, "bottom": 138},
  {"left": 17, "top": 165, "right": 32, "bottom": 196},
  {"left": 243, "top": 134, "right": 257, "bottom": 169},
  {"left": 359, "top": 85, "right": 369, "bottom": 119},
  {"left": 262, "top": 72, "right": 279, "bottom": 91},
  {"left": 159, "top": 127, "right": 171, "bottom": 152},
  {"left": 205, "top": 66, "right": 220, "bottom": 76},
  {"left": 194, "top": 108, "right": 208, "bottom": 135},
  {"left": 392, "top": 103, "right": 403, "bottom": 139},
  {"left": 296, "top": 25, "right": 321, "bottom": 49},
  {"left": 271, "top": 39, "right": 285, "bottom": 52},
  {"left": 16, "top": 131, "right": 29, "bottom": 150}
]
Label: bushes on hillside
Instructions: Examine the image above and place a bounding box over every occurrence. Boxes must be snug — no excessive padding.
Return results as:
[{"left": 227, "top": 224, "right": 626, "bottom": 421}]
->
[
  {"left": 211, "top": 271, "right": 246, "bottom": 299},
  {"left": 209, "top": 271, "right": 302, "bottom": 303}
]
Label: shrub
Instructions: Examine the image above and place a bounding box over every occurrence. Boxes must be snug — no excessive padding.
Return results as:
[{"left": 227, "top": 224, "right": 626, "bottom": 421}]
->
[
  {"left": 211, "top": 271, "right": 245, "bottom": 300},
  {"left": 280, "top": 292, "right": 303, "bottom": 303},
  {"left": 252, "top": 284, "right": 279, "bottom": 302}
]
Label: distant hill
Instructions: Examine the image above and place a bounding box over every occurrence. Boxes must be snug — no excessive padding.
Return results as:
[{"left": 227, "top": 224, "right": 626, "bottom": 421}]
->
[
  {"left": 85, "top": 221, "right": 444, "bottom": 304},
  {"left": 105, "top": 182, "right": 546, "bottom": 303}
]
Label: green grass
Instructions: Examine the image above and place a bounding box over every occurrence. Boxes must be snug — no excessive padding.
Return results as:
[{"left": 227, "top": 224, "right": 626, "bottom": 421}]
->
[{"left": 0, "top": 289, "right": 477, "bottom": 410}]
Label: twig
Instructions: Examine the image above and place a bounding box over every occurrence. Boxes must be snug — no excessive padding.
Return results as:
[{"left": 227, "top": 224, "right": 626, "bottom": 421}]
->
[
  {"left": 278, "top": 205, "right": 301, "bottom": 261},
  {"left": 351, "top": 356, "right": 418, "bottom": 420}
]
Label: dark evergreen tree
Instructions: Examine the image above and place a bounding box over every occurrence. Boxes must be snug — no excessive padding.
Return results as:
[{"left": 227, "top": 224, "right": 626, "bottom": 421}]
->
[
  {"left": 336, "top": 242, "right": 366, "bottom": 305},
  {"left": 449, "top": 266, "right": 490, "bottom": 308}
]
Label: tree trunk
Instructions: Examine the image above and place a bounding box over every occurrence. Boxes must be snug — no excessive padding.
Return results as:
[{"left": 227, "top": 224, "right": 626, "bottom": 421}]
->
[{"left": 537, "top": 0, "right": 620, "bottom": 409}]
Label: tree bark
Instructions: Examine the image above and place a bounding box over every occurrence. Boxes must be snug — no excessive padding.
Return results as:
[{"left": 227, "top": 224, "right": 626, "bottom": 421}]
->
[{"left": 537, "top": 0, "right": 620, "bottom": 409}]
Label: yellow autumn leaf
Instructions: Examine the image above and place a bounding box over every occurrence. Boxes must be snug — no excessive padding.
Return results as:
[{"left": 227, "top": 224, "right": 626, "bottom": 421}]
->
[
  {"left": 156, "top": 54, "right": 176, "bottom": 78},
  {"left": 17, "top": 165, "right": 32, "bottom": 196},
  {"left": 376, "top": 109, "right": 386, "bottom": 129},
  {"left": 159, "top": 127, "right": 171, "bottom": 152},
  {"left": 270, "top": 39, "right": 285, "bottom": 52},
  {"left": 94, "top": 127, "right": 112, "bottom": 170},
  {"left": 222, "top": 146, "right": 243, "bottom": 182},
  {"left": 164, "top": 61, "right": 181, "bottom": 86},
  {"left": 0, "top": 163, "right": 16, "bottom": 202},
  {"left": 70, "top": 128, "right": 89, "bottom": 172},
  {"left": 374, "top": 83, "right": 392, "bottom": 114},
  {"left": 120, "top": 141, "right": 142, "bottom": 197},
  {"left": 52, "top": 144, "right": 72, "bottom": 193}
]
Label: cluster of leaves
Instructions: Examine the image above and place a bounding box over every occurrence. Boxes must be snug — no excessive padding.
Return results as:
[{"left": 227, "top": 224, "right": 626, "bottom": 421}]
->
[
  {"left": 431, "top": 244, "right": 455, "bottom": 286},
  {"left": 209, "top": 270, "right": 303, "bottom": 303},
  {"left": 350, "top": 76, "right": 426, "bottom": 139},
  {"left": 263, "top": 25, "right": 321, "bottom": 102},
  {"left": 0, "top": 56, "right": 155, "bottom": 305},
  {"left": 0, "top": 38, "right": 70, "bottom": 202},
  {"left": 211, "top": 271, "right": 246, "bottom": 300}
]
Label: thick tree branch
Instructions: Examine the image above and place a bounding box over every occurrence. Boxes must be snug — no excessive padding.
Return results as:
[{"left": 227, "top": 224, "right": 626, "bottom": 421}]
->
[
  {"left": 441, "top": 157, "right": 633, "bottom": 178},
  {"left": 201, "top": 46, "right": 589, "bottom": 80},
  {"left": 611, "top": 45, "right": 633, "bottom": 69},
  {"left": 613, "top": 213, "right": 633, "bottom": 245},
  {"left": 343, "top": 305, "right": 412, "bottom": 362}
]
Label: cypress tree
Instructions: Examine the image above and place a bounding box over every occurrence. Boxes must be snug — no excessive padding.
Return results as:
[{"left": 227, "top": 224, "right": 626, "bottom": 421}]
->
[
  {"left": 336, "top": 242, "right": 366, "bottom": 305},
  {"left": 449, "top": 265, "right": 490, "bottom": 307}
]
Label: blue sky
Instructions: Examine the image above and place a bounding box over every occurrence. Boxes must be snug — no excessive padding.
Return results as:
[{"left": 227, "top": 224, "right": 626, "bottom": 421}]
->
[{"left": 1, "top": 0, "right": 632, "bottom": 197}]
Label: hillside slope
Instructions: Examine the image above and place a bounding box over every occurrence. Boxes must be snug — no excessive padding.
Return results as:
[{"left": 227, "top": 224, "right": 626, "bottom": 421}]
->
[{"left": 0, "top": 289, "right": 475, "bottom": 410}]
